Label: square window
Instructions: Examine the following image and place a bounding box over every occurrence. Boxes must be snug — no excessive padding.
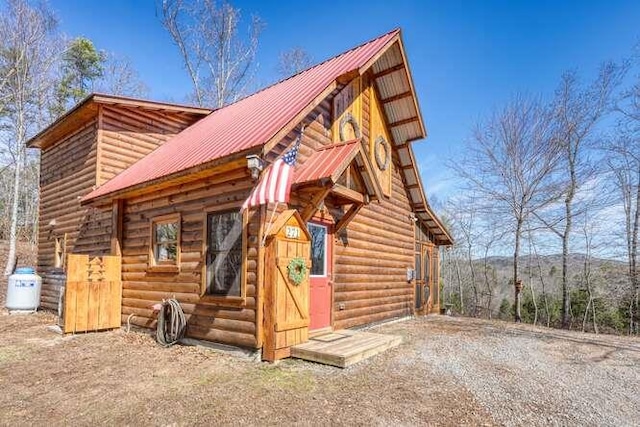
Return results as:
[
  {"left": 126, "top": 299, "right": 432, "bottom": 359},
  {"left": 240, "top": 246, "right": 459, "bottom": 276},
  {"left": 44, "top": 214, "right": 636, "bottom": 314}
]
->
[
  {"left": 308, "top": 223, "right": 327, "bottom": 276},
  {"left": 205, "top": 210, "right": 244, "bottom": 298},
  {"left": 150, "top": 215, "right": 180, "bottom": 269}
]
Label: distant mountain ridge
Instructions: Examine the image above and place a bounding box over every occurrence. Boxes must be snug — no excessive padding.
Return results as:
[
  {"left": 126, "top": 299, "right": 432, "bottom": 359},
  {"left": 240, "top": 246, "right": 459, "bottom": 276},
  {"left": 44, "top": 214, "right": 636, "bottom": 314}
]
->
[
  {"left": 479, "top": 253, "right": 626, "bottom": 269},
  {"left": 447, "top": 253, "right": 631, "bottom": 319}
]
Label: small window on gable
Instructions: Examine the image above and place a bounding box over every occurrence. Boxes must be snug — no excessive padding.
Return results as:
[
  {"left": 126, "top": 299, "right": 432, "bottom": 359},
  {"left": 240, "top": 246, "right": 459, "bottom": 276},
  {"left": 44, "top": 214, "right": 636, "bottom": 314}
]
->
[
  {"left": 336, "top": 165, "right": 365, "bottom": 193},
  {"left": 205, "top": 210, "right": 245, "bottom": 298},
  {"left": 150, "top": 214, "right": 180, "bottom": 270}
]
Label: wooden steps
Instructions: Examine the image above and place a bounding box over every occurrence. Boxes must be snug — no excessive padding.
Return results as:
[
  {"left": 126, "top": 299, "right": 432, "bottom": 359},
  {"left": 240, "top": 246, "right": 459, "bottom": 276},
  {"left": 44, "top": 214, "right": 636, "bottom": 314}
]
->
[{"left": 290, "top": 329, "right": 402, "bottom": 368}]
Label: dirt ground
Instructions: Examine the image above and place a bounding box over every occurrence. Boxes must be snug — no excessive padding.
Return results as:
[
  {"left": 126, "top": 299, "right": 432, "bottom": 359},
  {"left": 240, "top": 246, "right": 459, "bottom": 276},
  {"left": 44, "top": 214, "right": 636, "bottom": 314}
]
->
[{"left": 1, "top": 313, "right": 639, "bottom": 426}]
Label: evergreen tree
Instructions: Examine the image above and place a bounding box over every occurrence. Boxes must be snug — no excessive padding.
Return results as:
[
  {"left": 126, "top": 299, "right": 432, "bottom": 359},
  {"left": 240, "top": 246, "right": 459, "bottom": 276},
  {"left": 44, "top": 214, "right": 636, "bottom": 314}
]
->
[{"left": 52, "top": 37, "right": 105, "bottom": 116}]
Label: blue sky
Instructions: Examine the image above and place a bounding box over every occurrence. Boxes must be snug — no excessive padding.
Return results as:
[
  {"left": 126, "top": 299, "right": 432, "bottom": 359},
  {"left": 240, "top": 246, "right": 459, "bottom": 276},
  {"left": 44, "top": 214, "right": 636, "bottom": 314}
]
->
[{"left": 52, "top": 0, "right": 640, "bottom": 202}]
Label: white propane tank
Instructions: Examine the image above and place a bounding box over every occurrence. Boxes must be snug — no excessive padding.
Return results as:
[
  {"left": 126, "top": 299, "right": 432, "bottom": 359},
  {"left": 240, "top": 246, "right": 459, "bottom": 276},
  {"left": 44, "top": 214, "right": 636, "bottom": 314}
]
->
[{"left": 5, "top": 267, "right": 42, "bottom": 311}]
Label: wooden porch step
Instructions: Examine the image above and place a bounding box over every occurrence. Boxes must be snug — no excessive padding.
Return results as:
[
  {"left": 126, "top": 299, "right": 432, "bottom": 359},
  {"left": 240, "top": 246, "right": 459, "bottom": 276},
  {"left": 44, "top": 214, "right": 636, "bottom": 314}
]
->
[{"left": 290, "top": 329, "right": 402, "bottom": 368}]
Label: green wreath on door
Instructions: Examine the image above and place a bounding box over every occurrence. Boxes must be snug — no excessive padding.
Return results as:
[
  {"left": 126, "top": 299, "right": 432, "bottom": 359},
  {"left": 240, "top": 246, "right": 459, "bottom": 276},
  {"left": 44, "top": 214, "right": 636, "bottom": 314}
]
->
[{"left": 287, "top": 257, "right": 308, "bottom": 286}]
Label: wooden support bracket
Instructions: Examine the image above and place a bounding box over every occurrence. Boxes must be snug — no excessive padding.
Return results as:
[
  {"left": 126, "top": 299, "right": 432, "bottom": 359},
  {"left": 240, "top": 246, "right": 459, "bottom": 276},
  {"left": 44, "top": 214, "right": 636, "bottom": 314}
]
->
[
  {"left": 300, "top": 187, "right": 332, "bottom": 223},
  {"left": 334, "top": 203, "right": 363, "bottom": 235},
  {"left": 331, "top": 184, "right": 366, "bottom": 204}
]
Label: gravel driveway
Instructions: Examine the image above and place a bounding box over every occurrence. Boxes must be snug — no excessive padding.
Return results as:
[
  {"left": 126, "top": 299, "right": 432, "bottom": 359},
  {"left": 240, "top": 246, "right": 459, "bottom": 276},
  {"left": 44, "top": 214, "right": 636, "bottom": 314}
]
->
[
  {"left": 1, "top": 311, "right": 638, "bottom": 426},
  {"left": 382, "top": 316, "right": 640, "bottom": 426}
]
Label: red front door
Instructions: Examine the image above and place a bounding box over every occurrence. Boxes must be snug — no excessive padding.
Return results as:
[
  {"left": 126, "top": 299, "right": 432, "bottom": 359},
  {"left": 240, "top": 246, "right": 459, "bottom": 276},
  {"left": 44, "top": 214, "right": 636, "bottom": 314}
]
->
[{"left": 308, "top": 222, "right": 332, "bottom": 330}]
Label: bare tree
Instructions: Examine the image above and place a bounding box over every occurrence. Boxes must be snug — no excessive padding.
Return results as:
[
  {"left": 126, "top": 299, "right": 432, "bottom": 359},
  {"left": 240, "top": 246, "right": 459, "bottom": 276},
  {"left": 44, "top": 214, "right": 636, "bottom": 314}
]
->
[
  {"left": 437, "top": 208, "right": 466, "bottom": 314},
  {"left": 541, "top": 64, "right": 627, "bottom": 329},
  {"left": 452, "top": 96, "right": 560, "bottom": 322},
  {"left": 529, "top": 238, "right": 552, "bottom": 327},
  {"left": 457, "top": 204, "right": 479, "bottom": 315},
  {"left": 480, "top": 231, "right": 499, "bottom": 318},
  {"left": 579, "top": 214, "right": 600, "bottom": 334},
  {"left": 441, "top": 246, "right": 455, "bottom": 312},
  {"left": 0, "top": 0, "right": 60, "bottom": 276},
  {"left": 158, "top": 0, "right": 263, "bottom": 107},
  {"left": 0, "top": 66, "right": 16, "bottom": 117},
  {"left": 525, "top": 228, "right": 539, "bottom": 325},
  {"left": 608, "top": 132, "right": 639, "bottom": 334},
  {"left": 277, "top": 47, "right": 313, "bottom": 78},
  {"left": 437, "top": 213, "right": 460, "bottom": 314},
  {"left": 442, "top": 201, "right": 479, "bottom": 315},
  {"left": 453, "top": 247, "right": 465, "bottom": 314},
  {"left": 478, "top": 213, "right": 509, "bottom": 318},
  {"left": 97, "top": 54, "right": 149, "bottom": 98}
]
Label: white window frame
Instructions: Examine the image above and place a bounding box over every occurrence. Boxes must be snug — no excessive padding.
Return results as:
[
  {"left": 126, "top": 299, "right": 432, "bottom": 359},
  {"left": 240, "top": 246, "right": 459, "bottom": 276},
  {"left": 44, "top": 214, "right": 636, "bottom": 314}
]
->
[{"left": 308, "top": 223, "right": 328, "bottom": 278}]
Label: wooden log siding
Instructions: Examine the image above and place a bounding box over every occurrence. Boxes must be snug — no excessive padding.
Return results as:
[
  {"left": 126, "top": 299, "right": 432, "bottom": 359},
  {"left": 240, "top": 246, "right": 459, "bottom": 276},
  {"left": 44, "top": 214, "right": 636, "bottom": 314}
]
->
[
  {"left": 333, "top": 167, "right": 414, "bottom": 329},
  {"left": 98, "top": 105, "right": 201, "bottom": 185},
  {"left": 120, "top": 165, "right": 261, "bottom": 349},
  {"left": 37, "top": 104, "right": 207, "bottom": 311},
  {"left": 265, "top": 78, "right": 416, "bottom": 331},
  {"left": 332, "top": 73, "right": 415, "bottom": 329},
  {"left": 38, "top": 120, "right": 100, "bottom": 310}
]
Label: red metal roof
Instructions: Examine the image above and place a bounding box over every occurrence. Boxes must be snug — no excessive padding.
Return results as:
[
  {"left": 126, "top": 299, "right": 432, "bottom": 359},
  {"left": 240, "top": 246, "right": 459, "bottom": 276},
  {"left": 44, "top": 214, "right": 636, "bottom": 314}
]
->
[
  {"left": 84, "top": 29, "right": 400, "bottom": 202},
  {"left": 293, "top": 140, "right": 362, "bottom": 185},
  {"left": 293, "top": 139, "right": 383, "bottom": 201}
]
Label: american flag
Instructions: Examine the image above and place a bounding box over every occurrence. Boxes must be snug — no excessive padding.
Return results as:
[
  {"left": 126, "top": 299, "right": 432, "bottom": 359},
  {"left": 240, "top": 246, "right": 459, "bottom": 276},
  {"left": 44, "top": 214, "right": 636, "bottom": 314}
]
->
[{"left": 241, "top": 133, "right": 302, "bottom": 211}]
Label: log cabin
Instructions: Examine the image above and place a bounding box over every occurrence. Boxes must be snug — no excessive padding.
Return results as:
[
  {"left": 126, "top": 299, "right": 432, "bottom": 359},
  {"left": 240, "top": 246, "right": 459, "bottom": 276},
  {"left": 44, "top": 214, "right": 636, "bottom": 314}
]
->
[{"left": 28, "top": 28, "right": 453, "bottom": 360}]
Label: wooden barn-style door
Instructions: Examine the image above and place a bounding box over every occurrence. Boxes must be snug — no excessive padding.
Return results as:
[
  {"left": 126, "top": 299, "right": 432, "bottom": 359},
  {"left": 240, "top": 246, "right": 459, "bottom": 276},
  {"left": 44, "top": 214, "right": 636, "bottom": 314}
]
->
[
  {"left": 414, "top": 244, "right": 439, "bottom": 315},
  {"left": 263, "top": 210, "right": 312, "bottom": 362},
  {"left": 63, "top": 254, "right": 122, "bottom": 333}
]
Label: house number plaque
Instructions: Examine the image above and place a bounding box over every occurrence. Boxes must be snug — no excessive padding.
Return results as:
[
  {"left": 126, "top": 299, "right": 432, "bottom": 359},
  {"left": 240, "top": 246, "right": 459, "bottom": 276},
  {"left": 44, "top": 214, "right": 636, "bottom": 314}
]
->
[{"left": 285, "top": 226, "right": 301, "bottom": 239}]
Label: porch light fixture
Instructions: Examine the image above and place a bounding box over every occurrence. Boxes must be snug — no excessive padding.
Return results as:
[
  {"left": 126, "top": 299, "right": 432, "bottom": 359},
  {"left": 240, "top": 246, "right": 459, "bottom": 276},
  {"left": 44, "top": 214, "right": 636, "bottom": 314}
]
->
[{"left": 246, "top": 154, "right": 264, "bottom": 180}]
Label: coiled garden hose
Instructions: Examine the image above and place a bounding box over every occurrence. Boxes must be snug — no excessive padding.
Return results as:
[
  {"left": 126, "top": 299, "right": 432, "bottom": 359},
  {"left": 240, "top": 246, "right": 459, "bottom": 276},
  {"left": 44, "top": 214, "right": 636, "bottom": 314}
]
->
[{"left": 156, "top": 298, "right": 186, "bottom": 347}]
